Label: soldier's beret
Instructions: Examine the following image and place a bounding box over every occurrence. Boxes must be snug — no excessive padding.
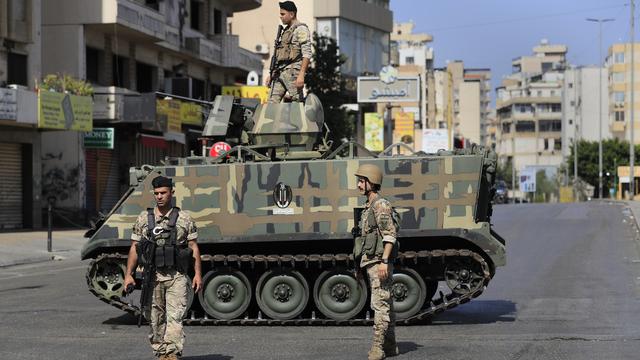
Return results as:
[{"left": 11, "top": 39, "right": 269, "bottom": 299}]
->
[
  {"left": 152, "top": 176, "right": 173, "bottom": 189},
  {"left": 279, "top": 1, "right": 297, "bottom": 12}
]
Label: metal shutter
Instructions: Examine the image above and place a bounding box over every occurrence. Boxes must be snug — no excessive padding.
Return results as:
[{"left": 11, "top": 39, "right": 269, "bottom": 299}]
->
[{"left": 0, "top": 143, "right": 23, "bottom": 229}]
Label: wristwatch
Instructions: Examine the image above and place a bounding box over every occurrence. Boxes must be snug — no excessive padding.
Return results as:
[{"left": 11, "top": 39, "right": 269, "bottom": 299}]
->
[{"left": 381, "top": 258, "right": 389, "bottom": 264}]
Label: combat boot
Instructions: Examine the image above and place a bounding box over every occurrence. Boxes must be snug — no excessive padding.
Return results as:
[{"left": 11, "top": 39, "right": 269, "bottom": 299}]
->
[
  {"left": 382, "top": 336, "right": 399, "bottom": 357},
  {"left": 368, "top": 345, "right": 386, "bottom": 360}
]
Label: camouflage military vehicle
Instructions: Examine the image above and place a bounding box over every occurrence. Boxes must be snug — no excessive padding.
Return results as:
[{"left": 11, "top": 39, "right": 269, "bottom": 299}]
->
[{"left": 82, "top": 94, "right": 506, "bottom": 325}]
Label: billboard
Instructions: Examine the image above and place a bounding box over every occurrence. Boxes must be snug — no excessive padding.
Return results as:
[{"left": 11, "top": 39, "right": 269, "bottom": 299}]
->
[
  {"left": 364, "top": 112, "right": 384, "bottom": 151},
  {"left": 38, "top": 90, "right": 92, "bottom": 131},
  {"left": 421, "top": 129, "right": 450, "bottom": 153},
  {"left": 519, "top": 168, "right": 537, "bottom": 193},
  {"left": 222, "top": 86, "right": 269, "bottom": 104}
]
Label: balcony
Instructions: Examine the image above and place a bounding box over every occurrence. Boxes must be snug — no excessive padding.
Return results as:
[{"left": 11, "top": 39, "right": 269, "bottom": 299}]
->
[
  {"left": 213, "top": 34, "right": 263, "bottom": 72},
  {"left": 611, "top": 121, "right": 626, "bottom": 133},
  {"left": 185, "top": 37, "right": 222, "bottom": 66},
  {"left": 43, "top": 0, "right": 166, "bottom": 41},
  {"left": 314, "top": 0, "right": 393, "bottom": 33},
  {"left": 92, "top": 87, "right": 155, "bottom": 123}
]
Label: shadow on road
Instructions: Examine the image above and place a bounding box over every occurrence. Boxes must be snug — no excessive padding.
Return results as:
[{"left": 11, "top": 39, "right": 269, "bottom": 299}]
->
[
  {"left": 182, "top": 355, "right": 233, "bottom": 360},
  {"left": 430, "top": 300, "right": 517, "bottom": 325},
  {"left": 103, "top": 312, "right": 138, "bottom": 325},
  {"left": 398, "top": 341, "right": 422, "bottom": 355}
]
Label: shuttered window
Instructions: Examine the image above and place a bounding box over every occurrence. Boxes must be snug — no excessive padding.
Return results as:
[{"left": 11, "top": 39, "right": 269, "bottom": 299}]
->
[{"left": 0, "top": 143, "right": 23, "bottom": 229}]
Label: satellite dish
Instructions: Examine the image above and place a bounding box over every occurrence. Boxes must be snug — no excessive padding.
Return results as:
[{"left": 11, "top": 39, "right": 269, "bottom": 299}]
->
[{"left": 247, "top": 71, "right": 259, "bottom": 86}]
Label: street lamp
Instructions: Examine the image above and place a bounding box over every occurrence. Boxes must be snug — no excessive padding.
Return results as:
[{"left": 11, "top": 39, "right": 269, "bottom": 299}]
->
[{"left": 587, "top": 17, "right": 614, "bottom": 199}]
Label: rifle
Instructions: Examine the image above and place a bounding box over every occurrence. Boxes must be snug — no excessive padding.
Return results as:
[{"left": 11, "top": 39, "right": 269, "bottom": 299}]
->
[
  {"left": 351, "top": 207, "right": 364, "bottom": 274},
  {"left": 137, "top": 233, "right": 157, "bottom": 327},
  {"left": 268, "top": 25, "right": 284, "bottom": 88}
]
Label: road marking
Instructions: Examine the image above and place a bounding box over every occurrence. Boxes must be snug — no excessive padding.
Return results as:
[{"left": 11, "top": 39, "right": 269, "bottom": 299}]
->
[{"left": 0, "top": 265, "right": 86, "bottom": 281}]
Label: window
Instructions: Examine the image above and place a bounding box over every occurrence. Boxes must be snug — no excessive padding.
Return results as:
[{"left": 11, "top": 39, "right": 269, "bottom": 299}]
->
[
  {"left": 537, "top": 90, "right": 542, "bottom": 97},
  {"left": 190, "top": 0, "right": 202, "bottom": 32},
  {"left": 614, "top": 52, "right": 625, "bottom": 64},
  {"left": 112, "top": 55, "right": 129, "bottom": 88},
  {"left": 550, "top": 90, "right": 556, "bottom": 96},
  {"left": 7, "top": 52, "right": 27, "bottom": 86},
  {"left": 136, "top": 62, "right": 156, "bottom": 92},
  {"left": 145, "top": 0, "right": 159, "bottom": 11},
  {"left": 551, "top": 103, "right": 561, "bottom": 112},
  {"left": 554, "top": 139, "right": 562, "bottom": 150},
  {"left": 544, "top": 138, "right": 549, "bottom": 150},
  {"left": 615, "top": 110, "right": 625, "bottom": 122},
  {"left": 502, "top": 122, "right": 511, "bottom": 133},
  {"left": 613, "top": 72, "right": 625, "bottom": 83},
  {"left": 405, "top": 56, "right": 414, "bottom": 65},
  {"left": 213, "top": 8, "right": 223, "bottom": 34},
  {"left": 515, "top": 121, "right": 535, "bottom": 132},
  {"left": 539, "top": 119, "right": 561, "bottom": 132},
  {"left": 614, "top": 91, "right": 625, "bottom": 103},
  {"left": 568, "top": 83, "right": 573, "bottom": 88}
]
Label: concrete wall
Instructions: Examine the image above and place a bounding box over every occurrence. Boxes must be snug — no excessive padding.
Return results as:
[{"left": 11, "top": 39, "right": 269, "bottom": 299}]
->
[
  {"left": 40, "top": 131, "right": 86, "bottom": 211},
  {"left": 41, "top": 25, "right": 84, "bottom": 78}
]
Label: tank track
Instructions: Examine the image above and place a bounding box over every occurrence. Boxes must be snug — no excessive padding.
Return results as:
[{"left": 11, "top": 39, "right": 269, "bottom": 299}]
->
[{"left": 86, "top": 249, "right": 491, "bottom": 325}]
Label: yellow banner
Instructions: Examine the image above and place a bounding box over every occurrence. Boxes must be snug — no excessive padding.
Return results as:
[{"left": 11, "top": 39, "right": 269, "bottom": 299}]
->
[
  {"left": 38, "top": 90, "right": 93, "bottom": 131},
  {"left": 157, "top": 99, "right": 181, "bottom": 133},
  {"left": 394, "top": 112, "right": 414, "bottom": 144},
  {"left": 180, "top": 102, "right": 202, "bottom": 126},
  {"left": 559, "top": 186, "right": 574, "bottom": 203},
  {"left": 222, "top": 86, "right": 269, "bottom": 104},
  {"left": 364, "top": 112, "right": 384, "bottom": 151}
]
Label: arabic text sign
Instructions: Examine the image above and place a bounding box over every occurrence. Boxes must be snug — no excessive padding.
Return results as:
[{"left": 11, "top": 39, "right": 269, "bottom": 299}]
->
[
  {"left": 421, "top": 129, "right": 450, "bottom": 153},
  {"left": 357, "top": 76, "right": 420, "bottom": 103},
  {"left": 222, "top": 86, "right": 269, "bottom": 104},
  {"left": 38, "top": 90, "right": 93, "bottom": 131}
]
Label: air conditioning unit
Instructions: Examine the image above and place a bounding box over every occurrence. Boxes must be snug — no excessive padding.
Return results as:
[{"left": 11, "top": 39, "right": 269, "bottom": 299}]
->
[{"left": 255, "top": 43, "right": 269, "bottom": 55}]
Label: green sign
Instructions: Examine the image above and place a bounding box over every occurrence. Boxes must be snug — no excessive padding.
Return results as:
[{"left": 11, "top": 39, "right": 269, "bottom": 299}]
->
[{"left": 84, "top": 128, "right": 114, "bottom": 149}]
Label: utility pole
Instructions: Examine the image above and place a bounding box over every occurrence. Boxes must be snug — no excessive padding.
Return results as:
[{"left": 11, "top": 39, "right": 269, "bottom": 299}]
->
[
  {"left": 587, "top": 17, "right": 614, "bottom": 199},
  {"left": 631, "top": 0, "right": 636, "bottom": 200}
]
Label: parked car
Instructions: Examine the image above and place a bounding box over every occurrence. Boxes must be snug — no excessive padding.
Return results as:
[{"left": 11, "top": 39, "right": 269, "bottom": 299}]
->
[{"left": 494, "top": 180, "right": 508, "bottom": 204}]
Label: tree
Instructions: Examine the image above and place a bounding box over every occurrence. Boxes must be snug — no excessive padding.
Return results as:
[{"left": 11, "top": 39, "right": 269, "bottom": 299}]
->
[
  {"left": 305, "top": 33, "right": 354, "bottom": 147},
  {"left": 567, "top": 138, "right": 639, "bottom": 198}
]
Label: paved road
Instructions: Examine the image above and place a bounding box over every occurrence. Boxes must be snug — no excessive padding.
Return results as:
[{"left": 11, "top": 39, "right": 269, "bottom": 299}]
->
[{"left": 1, "top": 202, "right": 640, "bottom": 359}]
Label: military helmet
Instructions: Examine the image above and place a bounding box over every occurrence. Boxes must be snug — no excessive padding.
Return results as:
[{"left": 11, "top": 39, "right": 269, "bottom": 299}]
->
[{"left": 355, "top": 164, "right": 383, "bottom": 186}]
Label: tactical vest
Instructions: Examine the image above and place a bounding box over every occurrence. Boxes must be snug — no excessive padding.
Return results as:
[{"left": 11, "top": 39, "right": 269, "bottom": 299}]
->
[
  {"left": 275, "top": 22, "right": 307, "bottom": 64},
  {"left": 147, "top": 207, "right": 192, "bottom": 272},
  {"left": 353, "top": 197, "right": 400, "bottom": 259}
]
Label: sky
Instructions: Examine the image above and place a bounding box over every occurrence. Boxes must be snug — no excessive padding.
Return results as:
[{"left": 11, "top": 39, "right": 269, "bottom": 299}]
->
[{"left": 390, "top": 0, "right": 632, "bottom": 98}]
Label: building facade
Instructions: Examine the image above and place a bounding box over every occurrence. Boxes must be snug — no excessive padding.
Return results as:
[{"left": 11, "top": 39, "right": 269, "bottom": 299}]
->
[
  {"left": 496, "top": 40, "right": 567, "bottom": 172},
  {"left": 434, "top": 61, "right": 491, "bottom": 147},
  {"left": 0, "top": 0, "right": 43, "bottom": 229},
  {"left": 607, "top": 43, "right": 640, "bottom": 143}
]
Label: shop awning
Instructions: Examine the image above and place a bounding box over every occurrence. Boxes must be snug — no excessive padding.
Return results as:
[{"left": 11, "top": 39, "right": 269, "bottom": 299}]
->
[{"left": 139, "top": 133, "right": 167, "bottom": 149}]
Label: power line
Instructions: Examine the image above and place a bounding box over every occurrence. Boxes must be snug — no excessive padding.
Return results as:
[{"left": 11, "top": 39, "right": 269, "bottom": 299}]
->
[{"left": 420, "top": 3, "right": 628, "bottom": 32}]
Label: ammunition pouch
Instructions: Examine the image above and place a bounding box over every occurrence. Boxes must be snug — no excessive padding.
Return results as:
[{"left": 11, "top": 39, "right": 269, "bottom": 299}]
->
[{"left": 147, "top": 207, "right": 191, "bottom": 273}]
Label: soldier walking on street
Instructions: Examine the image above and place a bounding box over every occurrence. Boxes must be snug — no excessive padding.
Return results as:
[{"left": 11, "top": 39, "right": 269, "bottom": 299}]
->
[
  {"left": 354, "top": 164, "right": 400, "bottom": 360},
  {"left": 123, "top": 176, "right": 202, "bottom": 360},
  {"left": 266, "top": 1, "right": 311, "bottom": 103}
]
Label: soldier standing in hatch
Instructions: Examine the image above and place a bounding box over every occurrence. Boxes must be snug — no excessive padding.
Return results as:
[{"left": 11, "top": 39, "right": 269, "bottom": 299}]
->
[
  {"left": 123, "top": 176, "right": 202, "bottom": 360},
  {"left": 266, "top": 1, "right": 312, "bottom": 103},
  {"left": 354, "top": 164, "right": 399, "bottom": 360}
]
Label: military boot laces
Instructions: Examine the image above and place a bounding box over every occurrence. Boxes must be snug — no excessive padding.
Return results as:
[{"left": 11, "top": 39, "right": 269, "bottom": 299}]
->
[{"left": 368, "top": 346, "right": 386, "bottom": 360}]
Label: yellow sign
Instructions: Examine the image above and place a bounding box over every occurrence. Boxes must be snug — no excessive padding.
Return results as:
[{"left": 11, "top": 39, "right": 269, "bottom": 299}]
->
[
  {"left": 559, "top": 186, "right": 574, "bottom": 203},
  {"left": 157, "top": 99, "right": 181, "bottom": 133},
  {"left": 180, "top": 102, "right": 202, "bottom": 126},
  {"left": 222, "top": 86, "right": 269, "bottom": 104},
  {"left": 38, "top": 90, "right": 93, "bottom": 131},
  {"left": 394, "top": 112, "right": 414, "bottom": 144},
  {"left": 364, "top": 112, "right": 384, "bottom": 151}
]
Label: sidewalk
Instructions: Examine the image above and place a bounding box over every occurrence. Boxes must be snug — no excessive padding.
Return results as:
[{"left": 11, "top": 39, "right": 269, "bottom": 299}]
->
[
  {"left": 625, "top": 200, "right": 640, "bottom": 230},
  {"left": 0, "top": 229, "right": 89, "bottom": 267}
]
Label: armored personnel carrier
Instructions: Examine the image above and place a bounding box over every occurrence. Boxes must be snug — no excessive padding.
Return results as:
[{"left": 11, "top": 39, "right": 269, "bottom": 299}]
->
[{"left": 83, "top": 94, "right": 506, "bottom": 325}]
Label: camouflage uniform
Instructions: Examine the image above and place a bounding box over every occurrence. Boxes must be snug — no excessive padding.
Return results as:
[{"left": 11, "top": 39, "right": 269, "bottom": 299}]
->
[
  {"left": 268, "top": 20, "right": 312, "bottom": 103},
  {"left": 360, "top": 193, "right": 397, "bottom": 359},
  {"left": 132, "top": 208, "right": 198, "bottom": 358}
]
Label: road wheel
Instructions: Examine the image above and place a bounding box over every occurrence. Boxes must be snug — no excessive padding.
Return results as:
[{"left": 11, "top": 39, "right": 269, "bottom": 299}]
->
[
  {"left": 444, "top": 257, "right": 485, "bottom": 295},
  {"left": 256, "top": 269, "right": 309, "bottom": 320},
  {"left": 199, "top": 269, "right": 252, "bottom": 320},
  {"left": 391, "top": 268, "right": 427, "bottom": 320},
  {"left": 313, "top": 269, "right": 368, "bottom": 320}
]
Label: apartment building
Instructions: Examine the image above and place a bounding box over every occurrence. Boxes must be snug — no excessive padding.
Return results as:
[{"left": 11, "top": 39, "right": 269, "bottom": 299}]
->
[
  {"left": 231, "top": 0, "right": 393, "bottom": 86},
  {"left": 562, "top": 66, "right": 609, "bottom": 160},
  {"left": 434, "top": 61, "right": 491, "bottom": 147},
  {"left": 0, "top": 0, "right": 43, "bottom": 229},
  {"left": 40, "top": 0, "right": 263, "bottom": 217},
  {"left": 496, "top": 40, "right": 567, "bottom": 171},
  {"left": 607, "top": 43, "right": 640, "bottom": 143}
]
